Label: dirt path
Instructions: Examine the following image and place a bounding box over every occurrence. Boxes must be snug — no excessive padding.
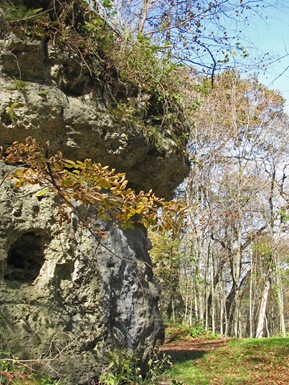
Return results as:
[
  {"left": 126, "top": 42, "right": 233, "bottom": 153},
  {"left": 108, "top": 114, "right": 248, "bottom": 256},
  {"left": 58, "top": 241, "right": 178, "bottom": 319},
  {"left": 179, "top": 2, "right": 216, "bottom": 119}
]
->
[
  {"left": 160, "top": 338, "right": 229, "bottom": 353},
  {"left": 159, "top": 338, "right": 229, "bottom": 360}
]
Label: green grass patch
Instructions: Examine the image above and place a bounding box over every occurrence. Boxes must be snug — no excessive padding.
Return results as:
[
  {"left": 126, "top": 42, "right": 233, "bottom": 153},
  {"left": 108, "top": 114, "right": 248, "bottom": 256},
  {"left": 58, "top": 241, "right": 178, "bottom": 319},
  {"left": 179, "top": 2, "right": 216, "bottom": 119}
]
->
[{"left": 162, "top": 337, "right": 289, "bottom": 385}]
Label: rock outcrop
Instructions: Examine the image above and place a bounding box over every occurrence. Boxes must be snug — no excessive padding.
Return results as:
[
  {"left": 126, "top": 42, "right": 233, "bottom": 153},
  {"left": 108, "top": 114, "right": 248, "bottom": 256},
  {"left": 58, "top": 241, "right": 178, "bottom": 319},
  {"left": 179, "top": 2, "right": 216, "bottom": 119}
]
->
[
  {"left": 0, "top": 3, "right": 189, "bottom": 199},
  {"left": 0, "top": 163, "right": 163, "bottom": 383},
  {"left": 0, "top": 1, "right": 189, "bottom": 383}
]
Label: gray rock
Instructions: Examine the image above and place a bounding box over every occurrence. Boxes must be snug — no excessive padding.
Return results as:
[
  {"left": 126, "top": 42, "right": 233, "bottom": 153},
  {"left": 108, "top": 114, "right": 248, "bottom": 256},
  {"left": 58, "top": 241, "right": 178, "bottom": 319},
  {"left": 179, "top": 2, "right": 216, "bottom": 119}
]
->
[
  {"left": 0, "top": 162, "right": 163, "bottom": 383},
  {"left": 0, "top": 31, "right": 189, "bottom": 200}
]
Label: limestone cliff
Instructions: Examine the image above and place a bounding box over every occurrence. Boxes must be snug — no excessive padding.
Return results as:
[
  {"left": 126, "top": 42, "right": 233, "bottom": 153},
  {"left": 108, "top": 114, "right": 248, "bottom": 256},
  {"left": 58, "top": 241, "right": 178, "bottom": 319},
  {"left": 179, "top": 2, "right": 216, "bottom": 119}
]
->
[
  {"left": 0, "top": 163, "right": 163, "bottom": 383},
  {"left": 0, "top": 0, "right": 189, "bottom": 200},
  {"left": 0, "top": 1, "right": 189, "bottom": 383}
]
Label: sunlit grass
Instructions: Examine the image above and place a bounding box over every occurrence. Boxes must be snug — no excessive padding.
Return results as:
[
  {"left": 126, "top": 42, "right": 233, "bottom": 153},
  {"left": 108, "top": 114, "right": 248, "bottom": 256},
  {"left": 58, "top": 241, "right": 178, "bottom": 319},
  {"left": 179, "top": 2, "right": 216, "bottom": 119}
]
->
[{"left": 162, "top": 337, "right": 289, "bottom": 385}]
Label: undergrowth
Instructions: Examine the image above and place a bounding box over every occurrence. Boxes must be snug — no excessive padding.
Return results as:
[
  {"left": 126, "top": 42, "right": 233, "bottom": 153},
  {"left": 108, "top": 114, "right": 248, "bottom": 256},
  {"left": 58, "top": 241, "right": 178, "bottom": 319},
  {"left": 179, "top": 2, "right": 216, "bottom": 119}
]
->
[
  {"left": 0, "top": 351, "right": 58, "bottom": 385},
  {"left": 1, "top": 0, "right": 195, "bottom": 151},
  {"left": 165, "top": 323, "right": 220, "bottom": 343},
  {"left": 98, "top": 349, "right": 172, "bottom": 385},
  {"left": 0, "top": 349, "right": 171, "bottom": 385}
]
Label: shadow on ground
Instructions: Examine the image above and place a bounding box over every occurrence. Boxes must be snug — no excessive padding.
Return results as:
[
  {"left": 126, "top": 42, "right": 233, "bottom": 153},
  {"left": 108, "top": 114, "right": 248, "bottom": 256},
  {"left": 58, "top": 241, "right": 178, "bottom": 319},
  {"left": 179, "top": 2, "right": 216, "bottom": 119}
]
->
[{"left": 159, "top": 339, "right": 229, "bottom": 364}]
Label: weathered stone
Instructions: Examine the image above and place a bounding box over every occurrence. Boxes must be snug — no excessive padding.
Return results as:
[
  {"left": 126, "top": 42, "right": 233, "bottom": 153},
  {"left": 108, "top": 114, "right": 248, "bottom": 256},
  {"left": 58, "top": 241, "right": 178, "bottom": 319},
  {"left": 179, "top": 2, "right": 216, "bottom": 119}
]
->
[
  {"left": 0, "top": 30, "right": 190, "bottom": 200},
  {"left": 0, "top": 162, "right": 163, "bottom": 384}
]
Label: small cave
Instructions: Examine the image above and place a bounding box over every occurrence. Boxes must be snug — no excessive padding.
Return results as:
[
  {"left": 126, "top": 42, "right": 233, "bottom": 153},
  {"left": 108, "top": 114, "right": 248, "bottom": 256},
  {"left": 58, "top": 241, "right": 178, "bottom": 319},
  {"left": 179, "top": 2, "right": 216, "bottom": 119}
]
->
[{"left": 4, "top": 230, "right": 49, "bottom": 284}]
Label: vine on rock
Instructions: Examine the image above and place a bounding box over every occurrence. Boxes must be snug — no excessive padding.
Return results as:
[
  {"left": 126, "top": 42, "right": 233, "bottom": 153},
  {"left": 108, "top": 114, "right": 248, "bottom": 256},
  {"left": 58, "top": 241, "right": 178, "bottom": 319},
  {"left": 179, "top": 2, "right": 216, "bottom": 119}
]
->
[{"left": 3, "top": 137, "right": 186, "bottom": 235}]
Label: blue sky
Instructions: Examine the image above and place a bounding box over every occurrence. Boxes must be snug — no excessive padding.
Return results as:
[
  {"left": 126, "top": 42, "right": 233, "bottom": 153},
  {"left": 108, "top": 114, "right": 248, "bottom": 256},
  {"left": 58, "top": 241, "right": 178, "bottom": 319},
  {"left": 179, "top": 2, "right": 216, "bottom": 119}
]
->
[{"left": 242, "top": 3, "right": 289, "bottom": 110}]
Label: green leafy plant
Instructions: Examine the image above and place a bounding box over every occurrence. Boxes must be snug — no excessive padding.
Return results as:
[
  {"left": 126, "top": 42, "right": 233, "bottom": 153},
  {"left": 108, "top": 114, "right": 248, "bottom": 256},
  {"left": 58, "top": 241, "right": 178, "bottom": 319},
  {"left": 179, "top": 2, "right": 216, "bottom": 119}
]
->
[
  {"left": 165, "top": 323, "right": 220, "bottom": 343},
  {"left": 9, "top": 80, "right": 26, "bottom": 91},
  {"left": 189, "top": 325, "right": 205, "bottom": 339},
  {"left": 6, "top": 5, "right": 43, "bottom": 23},
  {"left": 0, "top": 351, "right": 60, "bottom": 385},
  {"left": 4, "top": 101, "right": 23, "bottom": 123},
  {"left": 0, "top": 351, "right": 27, "bottom": 385},
  {"left": 99, "top": 349, "right": 172, "bottom": 385},
  {"left": 34, "top": 375, "right": 60, "bottom": 385},
  {"left": 145, "top": 352, "right": 172, "bottom": 384},
  {"left": 165, "top": 323, "right": 192, "bottom": 342},
  {"left": 111, "top": 33, "right": 189, "bottom": 133},
  {"left": 0, "top": 351, "right": 13, "bottom": 370},
  {"left": 99, "top": 350, "right": 135, "bottom": 385}
]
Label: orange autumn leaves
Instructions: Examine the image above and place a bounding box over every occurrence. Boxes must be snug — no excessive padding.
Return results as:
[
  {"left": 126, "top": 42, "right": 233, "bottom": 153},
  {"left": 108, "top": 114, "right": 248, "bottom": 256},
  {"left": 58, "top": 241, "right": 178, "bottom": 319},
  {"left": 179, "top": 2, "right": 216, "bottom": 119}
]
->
[{"left": 3, "top": 137, "right": 186, "bottom": 233}]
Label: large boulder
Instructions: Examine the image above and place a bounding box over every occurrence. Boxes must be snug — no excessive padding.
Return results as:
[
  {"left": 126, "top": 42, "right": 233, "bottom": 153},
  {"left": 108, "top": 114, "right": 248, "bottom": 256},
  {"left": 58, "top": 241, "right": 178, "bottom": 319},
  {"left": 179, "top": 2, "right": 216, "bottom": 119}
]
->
[{"left": 0, "top": 162, "right": 163, "bottom": 383}]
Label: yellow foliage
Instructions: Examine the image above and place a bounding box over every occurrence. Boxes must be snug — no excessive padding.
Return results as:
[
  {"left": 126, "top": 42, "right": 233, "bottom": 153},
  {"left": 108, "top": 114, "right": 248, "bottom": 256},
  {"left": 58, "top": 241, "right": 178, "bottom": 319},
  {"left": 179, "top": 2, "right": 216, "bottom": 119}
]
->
[{"left": 5, "top": 137, "right": 187, "bottom": 234}]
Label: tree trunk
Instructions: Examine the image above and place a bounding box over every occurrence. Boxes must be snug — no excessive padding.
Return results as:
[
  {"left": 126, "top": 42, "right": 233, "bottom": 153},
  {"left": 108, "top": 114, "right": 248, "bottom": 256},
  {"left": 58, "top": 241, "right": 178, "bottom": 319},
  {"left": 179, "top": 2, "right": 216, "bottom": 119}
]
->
[
  {"left": 274, "top": 254, "right": 286, "bottom": 337},
  {"left": 256, "top": 277, "right": 271, "bottom": 338}
]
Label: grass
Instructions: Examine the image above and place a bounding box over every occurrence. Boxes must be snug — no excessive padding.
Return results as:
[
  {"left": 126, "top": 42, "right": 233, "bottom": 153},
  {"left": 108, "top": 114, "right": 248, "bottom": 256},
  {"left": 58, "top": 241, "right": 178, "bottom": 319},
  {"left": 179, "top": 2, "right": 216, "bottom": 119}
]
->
[{"left": 161, "top": 337, "right": 289, "bottom": 385}]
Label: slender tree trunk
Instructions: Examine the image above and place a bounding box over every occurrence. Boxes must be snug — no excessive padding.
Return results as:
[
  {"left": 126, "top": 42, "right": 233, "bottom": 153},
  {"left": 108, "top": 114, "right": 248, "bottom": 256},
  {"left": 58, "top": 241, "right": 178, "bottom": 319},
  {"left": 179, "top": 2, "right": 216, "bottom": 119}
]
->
[
  {"left": 278, "top": 288, "right": 286, "bottom": 337},
  {"left": 165, "top": 0, "right": 174, "bottom": 57},
  {"left": 249, "top": 270, "right": 253, "bottom": 338},
  {"left": 211, "top": 268, "right": 215, "bottom": 334},
  {"left": 220, "top": 297, "right": 224, "bottom": 335},
  {"left": 230, "top": 289, "right": 242, "bottom": 338},
  {"left": 194, "top": 276, "right": 198, "bottom": 322},
  {"left": 256, "top": 277, "right": 271, "bottom": 338},
  {"left": 138, "top": 0, "right": 149, "bottom": 33},
  {"left": 184, "top": 279, "right": 189, "bottom": 321},
  {"left": 274, "top": 254, "right": 286, "bottom": 337},
  {"left": 189, "top": 287, "right": 194, "bottom": 326},
  {"left": 219, "top": 281, "right": 225, "bottom": 335}
]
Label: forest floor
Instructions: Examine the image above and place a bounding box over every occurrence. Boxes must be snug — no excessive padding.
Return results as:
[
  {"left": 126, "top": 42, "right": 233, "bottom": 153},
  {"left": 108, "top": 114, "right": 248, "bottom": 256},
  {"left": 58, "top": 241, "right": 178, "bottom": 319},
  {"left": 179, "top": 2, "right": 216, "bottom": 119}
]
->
[
  {"left": 2, "top": 335, "right": 289, "bottom": 384},
  {"left": 158, "top": 336, "right": 289, "bottom": 385}
]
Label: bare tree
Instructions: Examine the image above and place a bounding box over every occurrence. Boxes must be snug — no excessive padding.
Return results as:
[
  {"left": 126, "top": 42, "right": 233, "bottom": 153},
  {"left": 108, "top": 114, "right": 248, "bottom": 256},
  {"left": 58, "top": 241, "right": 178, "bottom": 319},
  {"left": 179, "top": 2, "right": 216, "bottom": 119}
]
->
[
  {"left": 182, "top": 70, "right": 289, "bottom": 337},
  {"left": 90, "top": 0, "right": 284, "bottom": 78}
]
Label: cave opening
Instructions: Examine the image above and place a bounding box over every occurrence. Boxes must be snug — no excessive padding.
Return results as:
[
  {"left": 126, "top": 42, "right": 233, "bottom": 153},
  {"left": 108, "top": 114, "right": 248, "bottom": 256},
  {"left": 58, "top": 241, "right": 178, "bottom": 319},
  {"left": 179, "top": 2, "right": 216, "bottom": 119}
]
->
[{"left": 4, "top": 230, "right": 48, "bottom": 284}]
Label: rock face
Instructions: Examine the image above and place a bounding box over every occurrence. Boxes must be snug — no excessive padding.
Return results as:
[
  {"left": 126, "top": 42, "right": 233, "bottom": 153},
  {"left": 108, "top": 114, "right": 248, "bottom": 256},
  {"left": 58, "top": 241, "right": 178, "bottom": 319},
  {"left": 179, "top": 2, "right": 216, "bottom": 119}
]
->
[
  {"left": 0, "top": 163, "right": 163, "bottom": 383},
  {"left": 0, "top": 1, "right": 189, "bottom": 383},
  {"left": 0, "top": 30, "right": 189, "bottom": 200}
]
